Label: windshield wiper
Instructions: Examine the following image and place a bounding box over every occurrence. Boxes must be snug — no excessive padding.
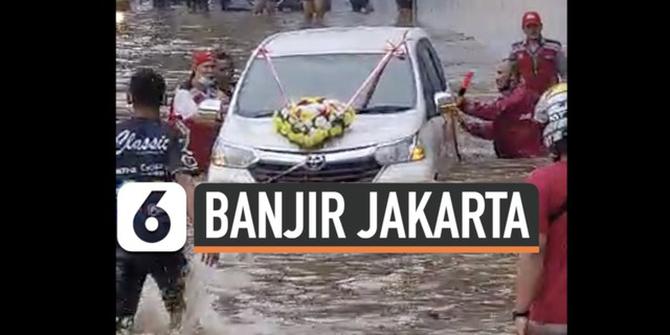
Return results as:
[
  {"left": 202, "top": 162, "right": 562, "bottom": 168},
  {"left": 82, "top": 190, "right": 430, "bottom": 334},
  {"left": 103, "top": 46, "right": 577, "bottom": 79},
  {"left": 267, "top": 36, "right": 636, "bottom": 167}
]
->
[
  {"left": 248, "top": 110, "right": 277, "bottom": 118},
  {"left": 247, "top": 105, "right": 411, "bottom": 118},
  {"left": 356, "top": 105, "right": 412, "bottom": 114}
]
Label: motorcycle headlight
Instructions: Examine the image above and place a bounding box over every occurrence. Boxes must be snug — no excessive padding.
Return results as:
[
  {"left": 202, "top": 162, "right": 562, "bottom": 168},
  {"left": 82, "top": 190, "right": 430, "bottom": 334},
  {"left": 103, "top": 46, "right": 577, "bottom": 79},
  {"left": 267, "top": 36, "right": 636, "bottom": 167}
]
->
[
  {"left": 374, "top": 135, "right": 425, "bottom": 166},
  {"left": 211, "top": 141, "right": 258, "bottom": 168}
]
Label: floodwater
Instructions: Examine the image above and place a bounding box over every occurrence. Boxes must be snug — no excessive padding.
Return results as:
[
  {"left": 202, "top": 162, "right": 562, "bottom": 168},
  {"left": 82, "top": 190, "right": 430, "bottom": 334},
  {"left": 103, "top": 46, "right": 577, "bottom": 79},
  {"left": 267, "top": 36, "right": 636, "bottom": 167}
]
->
[{"left": 116, "top": 0, "right": 565, "bottom": 334}]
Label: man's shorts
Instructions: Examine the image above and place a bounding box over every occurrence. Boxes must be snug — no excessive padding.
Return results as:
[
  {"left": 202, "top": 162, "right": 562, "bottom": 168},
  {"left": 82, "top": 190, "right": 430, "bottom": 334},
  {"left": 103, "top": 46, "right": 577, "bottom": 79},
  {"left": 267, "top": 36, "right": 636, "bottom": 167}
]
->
[{"left": 116, "top": 251, "right": 188, "bottom": 319}]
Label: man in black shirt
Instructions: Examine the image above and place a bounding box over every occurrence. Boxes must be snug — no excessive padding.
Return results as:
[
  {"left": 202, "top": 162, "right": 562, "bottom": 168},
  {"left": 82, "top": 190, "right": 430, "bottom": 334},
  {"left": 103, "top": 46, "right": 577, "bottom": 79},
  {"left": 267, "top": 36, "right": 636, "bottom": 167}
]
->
[{"left": 116, "top": 68, "right": 219, "bottom": 333}]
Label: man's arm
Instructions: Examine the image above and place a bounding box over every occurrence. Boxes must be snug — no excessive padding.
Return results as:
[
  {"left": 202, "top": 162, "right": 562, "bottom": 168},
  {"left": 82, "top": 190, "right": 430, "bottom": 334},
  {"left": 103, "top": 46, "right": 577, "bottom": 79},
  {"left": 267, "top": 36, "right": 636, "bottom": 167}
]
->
[
  {"left": 514, "top": 234, "right": 546, "bottom": 335},
  {"left": 515, "top": 169, "right": 551, "bottom": 314},
  {"left": 555, "top": 48, "right": 567, "bottom": 82},
  {"left": 173, "top": 89, "right": 199, "bottom": 120},
  {"left": 515, "top": 234, "right": 547, "bottom": 312},
  {"left": 167, "top": 130, "right": 219, "bottom": 266},
  {"left": 167, "top": 126, "right": 199, "bottom": 221},
  {"left": 174, "top": 171, "right": 219, "bottom": 267},
  {"left": 174, "top": 172, "right": 195, "bottom": 223},
  {"left": 459, "top": 117, "right": 495, "bottom": 140},
  {"left": 508, "top": 46, "right": 520, "bottom": 77},
  {"left": 460, "top": 96, "right": 506, "bottom": 121}
]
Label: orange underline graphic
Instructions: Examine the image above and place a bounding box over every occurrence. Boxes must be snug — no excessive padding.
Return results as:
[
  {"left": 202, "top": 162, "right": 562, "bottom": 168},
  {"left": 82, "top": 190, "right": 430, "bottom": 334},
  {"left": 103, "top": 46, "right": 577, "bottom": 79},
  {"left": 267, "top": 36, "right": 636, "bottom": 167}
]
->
[{"left": 193, "top": 246, "right": 539, "bottom": 254}]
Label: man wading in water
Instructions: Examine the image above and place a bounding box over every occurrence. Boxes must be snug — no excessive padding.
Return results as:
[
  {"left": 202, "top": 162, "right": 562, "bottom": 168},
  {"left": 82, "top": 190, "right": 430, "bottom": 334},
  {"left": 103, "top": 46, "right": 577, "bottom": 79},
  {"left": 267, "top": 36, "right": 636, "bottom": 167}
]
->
[
  {"left": 456, "top": 60, "right": 547, "bottom": 158},
  {"left": 514, "top": 83, "right": 567, "bottom": 335},
  {"left": 116, "top": 68, "right": 219, "bottom": 334}
]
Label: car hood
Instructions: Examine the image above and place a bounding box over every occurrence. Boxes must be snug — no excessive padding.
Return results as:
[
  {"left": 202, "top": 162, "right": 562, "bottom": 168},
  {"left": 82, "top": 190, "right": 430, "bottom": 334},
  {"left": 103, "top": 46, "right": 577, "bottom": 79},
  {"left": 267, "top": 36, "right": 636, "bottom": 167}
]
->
[{"left": 219, "top": 109, "right": 423, "bottom": 152}]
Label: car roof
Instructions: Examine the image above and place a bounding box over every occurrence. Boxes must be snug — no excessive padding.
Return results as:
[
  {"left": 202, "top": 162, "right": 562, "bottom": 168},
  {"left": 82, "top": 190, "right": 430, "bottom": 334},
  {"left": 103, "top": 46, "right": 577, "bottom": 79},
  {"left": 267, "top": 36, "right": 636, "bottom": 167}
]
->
[{"left": 259, "top": 26, "right": 430, "bottom": 57}]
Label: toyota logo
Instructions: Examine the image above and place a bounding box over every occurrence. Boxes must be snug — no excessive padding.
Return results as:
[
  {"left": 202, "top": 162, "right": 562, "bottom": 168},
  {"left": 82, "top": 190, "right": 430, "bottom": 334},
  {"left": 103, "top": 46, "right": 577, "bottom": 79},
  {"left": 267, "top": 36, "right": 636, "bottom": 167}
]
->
[{"left": 305, "top": 154, "right": 326, "bottom": 171}]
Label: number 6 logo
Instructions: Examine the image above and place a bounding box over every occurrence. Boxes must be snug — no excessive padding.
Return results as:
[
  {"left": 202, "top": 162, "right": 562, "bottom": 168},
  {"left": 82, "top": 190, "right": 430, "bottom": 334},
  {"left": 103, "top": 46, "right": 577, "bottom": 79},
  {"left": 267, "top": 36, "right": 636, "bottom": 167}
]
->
[{"left": 118, "top": 182, "right": 187, "bottom": 252}]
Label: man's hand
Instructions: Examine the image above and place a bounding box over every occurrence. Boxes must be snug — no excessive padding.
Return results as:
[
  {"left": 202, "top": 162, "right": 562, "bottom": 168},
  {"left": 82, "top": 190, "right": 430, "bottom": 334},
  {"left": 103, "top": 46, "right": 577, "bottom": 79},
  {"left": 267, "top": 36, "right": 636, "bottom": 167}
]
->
[
  {"left": 515, "top": 316, "right": 529, "bottom": 335},
  {"left": 201, "top": 253, "right": 220, "bottom": 267}
]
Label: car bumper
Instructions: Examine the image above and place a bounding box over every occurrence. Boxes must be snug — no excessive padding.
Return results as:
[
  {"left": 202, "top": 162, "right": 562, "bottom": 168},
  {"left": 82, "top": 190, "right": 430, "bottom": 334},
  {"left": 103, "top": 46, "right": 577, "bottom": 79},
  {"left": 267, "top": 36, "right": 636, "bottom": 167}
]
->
[
  {"left": 207, "top": 165, "right": 257, "bottom": 183},
  {"left": 374, "top": 160, "right": 435, "bottom": 183}
]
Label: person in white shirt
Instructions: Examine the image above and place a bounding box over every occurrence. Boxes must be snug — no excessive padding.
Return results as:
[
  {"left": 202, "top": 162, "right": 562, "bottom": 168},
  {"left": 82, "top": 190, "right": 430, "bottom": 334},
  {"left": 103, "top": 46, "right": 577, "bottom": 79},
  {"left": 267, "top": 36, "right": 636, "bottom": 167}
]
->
[{"left": 171, "top": 50, "right": 219, "bottom": 122}]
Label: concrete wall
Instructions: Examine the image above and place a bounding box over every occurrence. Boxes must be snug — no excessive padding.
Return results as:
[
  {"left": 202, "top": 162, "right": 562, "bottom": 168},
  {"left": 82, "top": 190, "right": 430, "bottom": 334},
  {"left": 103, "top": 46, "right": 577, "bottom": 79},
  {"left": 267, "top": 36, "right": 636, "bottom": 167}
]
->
[{"left": 415, "top": 0, "right": 567, "bottom": 58}]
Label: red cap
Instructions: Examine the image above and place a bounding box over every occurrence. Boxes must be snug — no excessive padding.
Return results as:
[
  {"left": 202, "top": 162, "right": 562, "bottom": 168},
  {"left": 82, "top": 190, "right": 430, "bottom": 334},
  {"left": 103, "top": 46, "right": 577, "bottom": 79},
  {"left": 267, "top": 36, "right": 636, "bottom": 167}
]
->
[
  {"left": 522, "top": 11, "right": 542, "bottom": 27},
  {"left": 192, "top": 50, "right": 214, "bottom": 69}
]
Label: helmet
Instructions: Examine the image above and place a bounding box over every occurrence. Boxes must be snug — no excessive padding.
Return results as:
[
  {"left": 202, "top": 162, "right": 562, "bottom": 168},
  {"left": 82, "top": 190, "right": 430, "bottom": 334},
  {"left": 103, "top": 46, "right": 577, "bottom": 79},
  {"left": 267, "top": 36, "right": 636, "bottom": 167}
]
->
[{"left": 534, "top": 83, "right": 567, "bottom": 149}]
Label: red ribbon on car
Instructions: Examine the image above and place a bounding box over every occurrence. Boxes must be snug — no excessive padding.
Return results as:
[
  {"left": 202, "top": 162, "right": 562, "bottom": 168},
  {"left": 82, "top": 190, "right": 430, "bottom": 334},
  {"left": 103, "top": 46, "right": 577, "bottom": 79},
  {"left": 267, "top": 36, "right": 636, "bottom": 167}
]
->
[{"left": 257, "top": 30, "right": 411, "bottom": 114}]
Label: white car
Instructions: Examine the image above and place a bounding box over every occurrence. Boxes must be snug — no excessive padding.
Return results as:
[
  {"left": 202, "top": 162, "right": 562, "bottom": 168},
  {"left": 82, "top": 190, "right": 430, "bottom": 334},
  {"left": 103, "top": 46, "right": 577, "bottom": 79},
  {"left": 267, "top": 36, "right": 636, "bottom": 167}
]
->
[{"left": 208, "top": 27, "right": 459, "bottom": 183}]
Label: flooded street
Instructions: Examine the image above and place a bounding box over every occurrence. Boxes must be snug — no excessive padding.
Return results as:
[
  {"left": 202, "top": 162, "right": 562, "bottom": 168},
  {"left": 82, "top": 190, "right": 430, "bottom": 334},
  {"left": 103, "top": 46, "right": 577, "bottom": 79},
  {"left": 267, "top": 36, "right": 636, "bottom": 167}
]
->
[{"left": 117, "top": 1, "right": 564, "bottom": 334}]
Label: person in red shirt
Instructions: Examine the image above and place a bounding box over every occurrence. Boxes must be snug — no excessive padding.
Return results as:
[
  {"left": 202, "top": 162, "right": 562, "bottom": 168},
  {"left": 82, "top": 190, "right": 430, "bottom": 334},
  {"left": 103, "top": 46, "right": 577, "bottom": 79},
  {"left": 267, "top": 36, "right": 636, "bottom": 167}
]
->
[
  {"left": 514, "top": 83, "right": 567, "bottom": 335},
  {"left": 509, "top": 12, "right": 567, "bottom": 95},
  {"left": 456, "top": 60, "right": 547, "bottom": 158}
]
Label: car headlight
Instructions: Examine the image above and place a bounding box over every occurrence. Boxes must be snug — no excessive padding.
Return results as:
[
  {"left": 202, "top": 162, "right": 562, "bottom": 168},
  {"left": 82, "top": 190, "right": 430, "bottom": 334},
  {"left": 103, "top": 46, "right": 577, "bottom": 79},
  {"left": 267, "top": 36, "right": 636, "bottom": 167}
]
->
[
  {"left": 211, "top": 141, "right": 258, "bottom": 168},
  {"left": 374, "top": 135, "right": 425, "bottom": 166}
]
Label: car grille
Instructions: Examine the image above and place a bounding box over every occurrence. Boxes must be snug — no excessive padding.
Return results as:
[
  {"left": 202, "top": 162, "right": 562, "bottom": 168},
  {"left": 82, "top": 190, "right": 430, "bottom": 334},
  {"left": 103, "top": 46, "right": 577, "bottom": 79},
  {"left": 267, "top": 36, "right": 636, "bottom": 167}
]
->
[{"left": 249, "top": 157, "right": 382, "bottom": 183}]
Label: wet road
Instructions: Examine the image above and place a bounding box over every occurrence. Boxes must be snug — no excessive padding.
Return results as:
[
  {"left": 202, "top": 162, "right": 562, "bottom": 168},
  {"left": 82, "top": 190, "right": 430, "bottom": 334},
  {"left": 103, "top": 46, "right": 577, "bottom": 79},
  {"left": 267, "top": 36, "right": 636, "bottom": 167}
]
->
[{"left": 117, "top": 1, "right": 564, "bottom": 334}]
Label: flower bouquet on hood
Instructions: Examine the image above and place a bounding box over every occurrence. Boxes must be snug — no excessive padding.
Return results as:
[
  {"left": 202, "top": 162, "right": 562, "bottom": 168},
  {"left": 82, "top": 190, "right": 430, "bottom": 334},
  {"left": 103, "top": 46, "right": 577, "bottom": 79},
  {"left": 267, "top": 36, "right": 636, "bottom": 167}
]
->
[
  {"left": 260, "top": 30, "right": 409, "bottom": 149},
  {"left": 272, "top": 97, "right": 356, "bottom": 149}
]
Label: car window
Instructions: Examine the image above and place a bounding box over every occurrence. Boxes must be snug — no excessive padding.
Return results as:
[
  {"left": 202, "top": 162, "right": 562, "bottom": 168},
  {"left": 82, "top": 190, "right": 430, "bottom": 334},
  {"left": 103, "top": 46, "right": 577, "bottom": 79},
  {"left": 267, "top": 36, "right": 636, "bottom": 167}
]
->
[
  {"left": 235, "top": 53, "right": 416, "bottom": 117},
  {"left": 418, "top": 39, "right": 446, "bottom": 93},
  {"left": 416, "top": 41, "right": 442, "bottom": 118},
  {"left": 424, "top": 40, "right": 447, "bottom": 91}
]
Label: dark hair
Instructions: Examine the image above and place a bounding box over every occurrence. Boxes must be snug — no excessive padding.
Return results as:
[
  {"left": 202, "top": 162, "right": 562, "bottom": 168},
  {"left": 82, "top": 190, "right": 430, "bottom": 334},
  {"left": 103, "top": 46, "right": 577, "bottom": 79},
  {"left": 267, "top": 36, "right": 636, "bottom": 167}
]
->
[
  {"left": 180, "top": 71, "right": 195, "bottom": 90},
  {"left": 129, "top": 68, "right": 166, "bottom": 108},
  {"left": 214, "top": 49, "right": 231, "bottom": 60},
  {"left": 551, "top": 138, "right": 567, "bottom": 161},
  {"left": 214, "top": 49, "right": 235, "bottom": 69}
]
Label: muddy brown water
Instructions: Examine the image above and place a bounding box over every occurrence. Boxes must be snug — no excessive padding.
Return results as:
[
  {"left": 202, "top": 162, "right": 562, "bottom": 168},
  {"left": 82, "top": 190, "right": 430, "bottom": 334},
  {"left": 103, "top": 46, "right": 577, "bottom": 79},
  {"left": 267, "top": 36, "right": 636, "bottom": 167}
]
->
[{"left": 117, "top": 1, "right": 564, "bottom": 334}]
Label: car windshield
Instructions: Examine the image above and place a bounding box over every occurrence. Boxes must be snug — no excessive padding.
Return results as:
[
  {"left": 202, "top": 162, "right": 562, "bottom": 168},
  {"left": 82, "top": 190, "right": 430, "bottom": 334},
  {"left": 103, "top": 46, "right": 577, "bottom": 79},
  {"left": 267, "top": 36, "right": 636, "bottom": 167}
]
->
[{"left": 235, "top": 53, "right": 416, "bottom": 117}]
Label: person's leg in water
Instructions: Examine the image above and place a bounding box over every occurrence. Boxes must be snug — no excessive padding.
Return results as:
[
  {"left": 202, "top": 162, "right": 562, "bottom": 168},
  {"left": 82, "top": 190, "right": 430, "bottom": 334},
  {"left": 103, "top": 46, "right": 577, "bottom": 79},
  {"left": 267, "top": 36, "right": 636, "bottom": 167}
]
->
[
  {"left": 313, "top": 0, "right": 326, "bottom": 26},
  {"left": 253, "top": 0, "right": 266, "bottom": 15},
  {"left": 302, "top": 0, "right": 315, "bottom": 26},
  {"left": 395, "top": 0, "right": 414, "bottom": 27},
  {"left": 364, "top": 0, "right": 373, "bottom": 13},
  {"left": 266, "top": 0, "right": 277, "bottom": 15},
  {"left": 116, "top": 256, "right": 149, "bottom": 333},
  {"left": 150, "top": 252, "right": 189, "bottom": 330},
  {"left": 350, "top": 0, "right": 370, "bottom": 13},
  {"left": 350, "top": 0, "right": 362, "bottom": 12}
]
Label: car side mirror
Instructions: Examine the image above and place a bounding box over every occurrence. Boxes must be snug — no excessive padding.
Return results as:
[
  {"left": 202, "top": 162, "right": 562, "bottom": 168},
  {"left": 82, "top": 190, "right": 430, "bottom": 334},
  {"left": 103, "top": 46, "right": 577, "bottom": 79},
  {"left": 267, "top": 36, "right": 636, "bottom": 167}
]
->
[{"left": 434, "top": 91, "right": 455, "bottom": 109}]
